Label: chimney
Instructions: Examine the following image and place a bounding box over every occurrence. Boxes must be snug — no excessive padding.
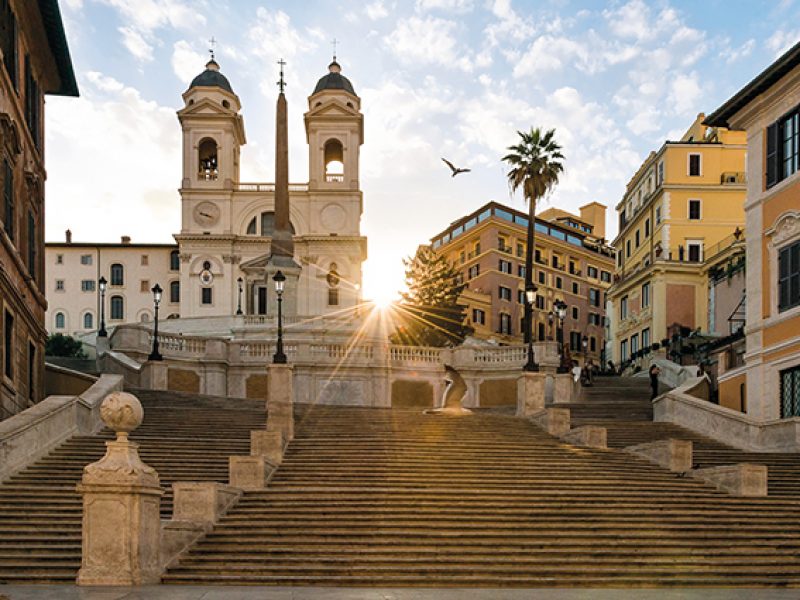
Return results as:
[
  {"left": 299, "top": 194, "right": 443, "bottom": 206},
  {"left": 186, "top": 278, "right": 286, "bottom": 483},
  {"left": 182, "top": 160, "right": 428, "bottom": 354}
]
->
[
  {"left": 579, "top": 203, "right": 606, "bottom": 240},
  {"left": 121, "top": 235, "right": 131, "bottom": 244},
  {"left": 65, "top": 229, "right": 72, "bottom": 243}
]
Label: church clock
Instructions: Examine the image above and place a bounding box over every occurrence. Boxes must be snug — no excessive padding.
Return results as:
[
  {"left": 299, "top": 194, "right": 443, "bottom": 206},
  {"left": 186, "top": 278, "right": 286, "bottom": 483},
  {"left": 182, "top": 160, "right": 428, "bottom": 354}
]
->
[{"left": 193, "top": 202, "right": 220, "bottom": 227}]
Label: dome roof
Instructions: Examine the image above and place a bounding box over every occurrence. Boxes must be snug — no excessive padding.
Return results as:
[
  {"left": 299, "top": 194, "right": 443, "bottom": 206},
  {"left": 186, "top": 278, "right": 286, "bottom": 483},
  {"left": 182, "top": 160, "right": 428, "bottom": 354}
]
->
[
  {"left": 189, "top": 59, "right": 234, "bottom": 94},
  {"left": 313, "top": 60, "right": 356, "bottom": 96}
]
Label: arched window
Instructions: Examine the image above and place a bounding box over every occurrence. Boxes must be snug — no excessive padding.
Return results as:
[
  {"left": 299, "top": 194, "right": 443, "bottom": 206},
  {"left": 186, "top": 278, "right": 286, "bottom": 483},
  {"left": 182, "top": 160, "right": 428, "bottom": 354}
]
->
[
  {"left": 327, "top": 263, "right": 340, "bottom": 306},
  {"left": 324, "top": 138, "right": 344, "bottom": 182},
  {"left": 246, "top": 217, "right": 256, "bottom": 235},
  {"left": 257, "top": 211, "right": 296, "bottom": 237},
  {"left": 198, "top": 138, "right": 218, "bottom": 181},
  {"left": 110, "top": 295, "right": 124, "bottom": 320},
  {"left": 170, "top": 280, "right": 180, "bottom": 303},
  {"left": 55, "top": 312, "right": 65, "bottom": 329},
  {"left": 170, "top": 250, "right": 180, "bottom": 271},
  {"left": 83, "top": 312, "right": 93, "bottom": 329},
  {"left": 140, "top": 312, "right": 150, "bottom": 323},
  {"left": 110, "top": 263, "right": 124, "bottom": 286}
]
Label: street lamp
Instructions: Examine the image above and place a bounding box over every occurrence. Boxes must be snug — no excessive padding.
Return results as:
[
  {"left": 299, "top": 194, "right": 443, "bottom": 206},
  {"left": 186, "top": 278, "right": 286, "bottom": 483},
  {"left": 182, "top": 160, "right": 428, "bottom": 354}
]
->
[
  {"left": 236, "top": 277, "right": 244, "bottom": 315},
  {"left": 524, "top": 283, "right": 538, "bottom": 372},
  {"left": 148, "top": 283, "right": 163, "bottom": 361},
  {"left": 554, "top": 299, "right": 568, "bottom": 373},
  {"left": 582, "top": 334, "right": 589, "bottom": 364},
  {"left": 97, "top": 276, "right": 107, "bottom": 338},
  {"left": 272, "top": 271, "right": 287, "bottom": 364}
]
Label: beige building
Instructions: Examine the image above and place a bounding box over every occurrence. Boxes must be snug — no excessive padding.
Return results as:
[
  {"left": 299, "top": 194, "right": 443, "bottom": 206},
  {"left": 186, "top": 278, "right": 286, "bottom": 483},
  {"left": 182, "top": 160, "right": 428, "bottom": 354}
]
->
[
  {"left": 0, "top": 0, "right": 77, "bottom": 418},
  {"left": 430, "top": 201, "right": 614, "bottom": 365},
  {"left": 45, "top": 234, "right": 178, "bottom": 336}
]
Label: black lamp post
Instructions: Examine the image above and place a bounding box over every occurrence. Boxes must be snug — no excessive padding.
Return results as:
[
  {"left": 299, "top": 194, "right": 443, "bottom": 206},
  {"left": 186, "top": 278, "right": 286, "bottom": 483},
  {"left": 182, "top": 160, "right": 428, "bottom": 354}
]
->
[
  {"left": 236, "top": 277, "right": 244, "bottom": 315},
  {"left": 548, "top": 311, "right": 554, "bottom": 340},
  {"left": 524, "top": 283, "right": 538, "bottom": 372},
  {"left": 554, "top": 299, "right": 568, "bottom": 373},
  {"left": 148, "top": 283, "right": 163, "bottom": 361},
  {"left": 97, "top": 276, "right": 107, "bottom": 338},
  {"left": 273, "top": 271, "right": 287, "bottom": 364}
]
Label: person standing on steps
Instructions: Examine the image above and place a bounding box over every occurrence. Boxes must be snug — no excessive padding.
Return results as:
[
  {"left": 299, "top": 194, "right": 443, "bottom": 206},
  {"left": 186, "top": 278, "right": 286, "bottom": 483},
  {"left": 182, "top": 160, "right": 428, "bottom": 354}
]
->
[{"left": 649, "top": 364, "right": 661, "bottom": 400}]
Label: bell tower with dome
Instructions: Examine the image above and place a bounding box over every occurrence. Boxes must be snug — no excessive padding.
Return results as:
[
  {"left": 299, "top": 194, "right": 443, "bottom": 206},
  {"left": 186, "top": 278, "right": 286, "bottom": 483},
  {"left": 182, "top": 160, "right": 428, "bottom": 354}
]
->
[{"left": 174, "top": 56, "right": 367, "bottom": 321}]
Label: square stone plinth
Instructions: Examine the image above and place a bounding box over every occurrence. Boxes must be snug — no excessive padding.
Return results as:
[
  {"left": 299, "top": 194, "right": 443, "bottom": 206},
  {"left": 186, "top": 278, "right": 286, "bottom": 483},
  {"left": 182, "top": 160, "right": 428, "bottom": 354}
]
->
[
  {"left": 229, "top": 456, "right": 273, "bottom": 491},
  {"left": 251, "top": 430, "right": 284, "bottom": 466},
  {"left": 267, "top": 364, "right": 294, "bottom": 441},
  {"left": 517, "top": 372, "right": 547, "bottom": 417},
  {"left": 625, "top": 439, "right": 693, "bottom": 472},
  {"left": 563, "top": 425, "right": 607, "bottom": 449},
  {"left": 172, "top": 482, "right": 242, "bottom": 525},
  {"left": 531, "top": 407, "right": 571, "bottom": 437},
  {"left": 692, "top": 463, "right": 768, "bottom": 497}
]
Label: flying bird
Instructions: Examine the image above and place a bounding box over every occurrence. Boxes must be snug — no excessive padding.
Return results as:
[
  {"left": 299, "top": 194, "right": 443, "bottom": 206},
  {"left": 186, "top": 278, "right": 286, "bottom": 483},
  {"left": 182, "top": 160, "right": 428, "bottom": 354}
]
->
[{"left": 441, "top": 158, "right": 471, "bottom": 177}]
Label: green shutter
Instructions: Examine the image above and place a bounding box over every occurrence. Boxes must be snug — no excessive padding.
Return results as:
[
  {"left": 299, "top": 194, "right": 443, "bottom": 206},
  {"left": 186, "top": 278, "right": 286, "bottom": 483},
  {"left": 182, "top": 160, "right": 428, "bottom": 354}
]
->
[{"left": 766, "top": 122, "right": 779, "bottom": 188}]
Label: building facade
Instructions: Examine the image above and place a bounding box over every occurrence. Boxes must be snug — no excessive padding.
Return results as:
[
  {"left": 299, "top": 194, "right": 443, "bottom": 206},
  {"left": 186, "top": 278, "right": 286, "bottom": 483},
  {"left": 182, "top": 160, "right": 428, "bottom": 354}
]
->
[
  {"left": 44, "top": 234, "right": 178, "bottom": 337},
  {"left": 608, "top": 115, "right": 747, "bottom": 366},
  {"left": 705, "top": 40, "right": 800, "bottom": 421},
  {"left": 430, "top": 201, "right": 614, "bottom": 365},
  {"left": 175, "top": 58, "right": 367, "bottom": 320},
  {"left": 0, "top": 0, "right": 77, "bottom": 418}
]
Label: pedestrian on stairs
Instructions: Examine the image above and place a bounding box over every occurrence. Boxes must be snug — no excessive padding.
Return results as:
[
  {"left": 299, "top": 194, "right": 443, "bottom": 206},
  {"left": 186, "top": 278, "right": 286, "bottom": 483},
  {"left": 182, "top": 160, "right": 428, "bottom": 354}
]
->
[{"left": 649, "top": 364, "right": 661, "bottom": 400}]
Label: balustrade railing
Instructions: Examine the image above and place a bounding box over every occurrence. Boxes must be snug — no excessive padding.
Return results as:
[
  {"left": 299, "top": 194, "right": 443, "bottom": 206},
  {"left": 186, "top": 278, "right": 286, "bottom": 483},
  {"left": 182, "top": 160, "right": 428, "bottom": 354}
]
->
[{"left": 389, "top": 346, "right": 441, "bottom": 364}]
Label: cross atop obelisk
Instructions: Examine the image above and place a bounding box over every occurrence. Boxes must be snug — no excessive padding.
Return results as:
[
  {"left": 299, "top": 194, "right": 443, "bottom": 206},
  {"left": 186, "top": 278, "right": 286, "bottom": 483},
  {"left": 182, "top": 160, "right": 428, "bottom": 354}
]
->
[{"left": 277, "top": 58, "right": 286, "bottom": 93}]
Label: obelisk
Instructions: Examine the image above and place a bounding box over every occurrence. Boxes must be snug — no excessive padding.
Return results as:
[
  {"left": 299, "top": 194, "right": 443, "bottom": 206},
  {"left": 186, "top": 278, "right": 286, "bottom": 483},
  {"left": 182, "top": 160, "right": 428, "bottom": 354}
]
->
[{"left": 266, "top": 58, "right": 301, "bottom": 317}]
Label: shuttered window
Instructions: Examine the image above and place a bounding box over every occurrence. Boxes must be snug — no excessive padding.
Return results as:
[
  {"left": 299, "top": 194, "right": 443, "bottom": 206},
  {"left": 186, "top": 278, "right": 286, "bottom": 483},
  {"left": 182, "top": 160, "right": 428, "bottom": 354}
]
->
[
  {"left": 3, "top": 159, "right": 12, "bottom": 242},
  {"left": 779, "top": 241, "right": 800, "bottom": 312},
  {"left": 767, "top": 107, "right": 800, "bottom": 189},
  {"left": 781, "top": 365, "right": 800, "bottom": 418}
]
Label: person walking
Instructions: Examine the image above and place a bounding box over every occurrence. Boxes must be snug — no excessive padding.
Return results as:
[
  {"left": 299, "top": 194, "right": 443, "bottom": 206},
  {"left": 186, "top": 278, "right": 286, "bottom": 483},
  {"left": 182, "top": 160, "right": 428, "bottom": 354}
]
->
[{"left": 649, "top": 364, "right": 661, "bottom": 400}]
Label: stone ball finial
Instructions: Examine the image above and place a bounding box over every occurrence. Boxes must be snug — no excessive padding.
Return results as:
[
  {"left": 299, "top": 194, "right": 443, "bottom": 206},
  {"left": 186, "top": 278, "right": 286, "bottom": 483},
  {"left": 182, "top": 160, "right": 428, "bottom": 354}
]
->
[{"left": 100, "top": 391, "right": 144, "bottom": 439}]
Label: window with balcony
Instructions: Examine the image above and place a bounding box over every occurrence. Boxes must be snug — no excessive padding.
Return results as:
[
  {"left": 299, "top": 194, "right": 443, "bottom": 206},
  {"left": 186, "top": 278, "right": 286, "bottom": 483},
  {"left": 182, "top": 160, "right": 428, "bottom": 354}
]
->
[{"left": 779, "top": 240, "right": 800, "bottom": 312}]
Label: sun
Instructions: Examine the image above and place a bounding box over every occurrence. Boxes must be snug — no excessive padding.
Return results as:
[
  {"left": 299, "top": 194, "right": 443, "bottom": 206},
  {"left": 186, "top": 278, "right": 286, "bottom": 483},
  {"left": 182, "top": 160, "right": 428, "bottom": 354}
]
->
[{"left": 362, "top": 258, "right": 403, "bottom": 309}]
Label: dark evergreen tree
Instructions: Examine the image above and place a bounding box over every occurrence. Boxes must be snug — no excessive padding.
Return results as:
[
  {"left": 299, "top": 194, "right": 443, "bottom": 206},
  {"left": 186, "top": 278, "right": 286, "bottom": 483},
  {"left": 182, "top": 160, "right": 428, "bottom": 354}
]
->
[
  {"left": 391, "top": 245, "right": 472, "bottom": 347},
  {"left": 45, "top": 334, "right": 87, "bottom": 358}
]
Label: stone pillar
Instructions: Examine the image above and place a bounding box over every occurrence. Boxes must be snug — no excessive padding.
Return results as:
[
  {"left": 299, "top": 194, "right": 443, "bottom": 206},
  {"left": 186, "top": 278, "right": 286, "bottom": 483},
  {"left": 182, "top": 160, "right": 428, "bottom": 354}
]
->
[
  {"left": 517, "top": 372, "right": 547, "bottom": 417},
  {"left": 553, "top": 373, "right": 574, "bottom": 404},
  {"left": 77, "top": 391, "right": 163, "bottom": 586},
  {"left": 267, "top": 363, "right": 294, "bottom": 442},
  {"left": 141, "top": 361, "right": 168, "bottom": 390}
]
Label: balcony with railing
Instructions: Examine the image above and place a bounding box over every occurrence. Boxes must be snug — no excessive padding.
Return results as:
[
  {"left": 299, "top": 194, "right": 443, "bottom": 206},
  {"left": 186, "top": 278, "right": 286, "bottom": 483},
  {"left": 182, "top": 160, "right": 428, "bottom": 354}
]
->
[{"left": 236, "top": 183, "right": 310, "bottom": 192}]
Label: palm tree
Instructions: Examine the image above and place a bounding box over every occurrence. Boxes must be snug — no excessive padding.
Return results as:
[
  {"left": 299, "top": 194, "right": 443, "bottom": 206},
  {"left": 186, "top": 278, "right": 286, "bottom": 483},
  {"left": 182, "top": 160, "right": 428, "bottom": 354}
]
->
[{"left": 502, "top": 128, "right": 564, "bottom": 371}]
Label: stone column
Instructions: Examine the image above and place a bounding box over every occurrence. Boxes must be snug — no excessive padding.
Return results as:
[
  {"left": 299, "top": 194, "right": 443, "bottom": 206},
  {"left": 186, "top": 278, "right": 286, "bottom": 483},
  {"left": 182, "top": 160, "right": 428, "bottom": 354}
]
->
[
  {"left": 267, "top": 363, "right": 294, "bottom": 442},
  {"left": 517, "top": 372, "right": 547, "bottom": 417},
  {"left": 77, "top": 391, "right": 163, "bottom": 586}
]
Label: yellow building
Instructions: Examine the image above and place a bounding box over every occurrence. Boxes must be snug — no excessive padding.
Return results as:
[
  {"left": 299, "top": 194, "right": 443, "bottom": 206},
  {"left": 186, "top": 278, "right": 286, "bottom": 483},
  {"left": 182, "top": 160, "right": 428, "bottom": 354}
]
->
[
  {"left": 608, "top": 114, "right": 747, "bottom": 366},
  {"left": 705, "top": 40, "right": 800, "bottom": 420},
  {"left": 430, "top": 201, "right": 615, "bottom": 365}
]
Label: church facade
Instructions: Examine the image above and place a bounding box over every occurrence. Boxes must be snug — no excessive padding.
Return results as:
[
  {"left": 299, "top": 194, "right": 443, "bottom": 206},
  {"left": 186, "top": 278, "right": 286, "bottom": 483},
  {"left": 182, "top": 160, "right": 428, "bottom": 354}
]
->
[{"left": 174, "top": 58, "right": 367, "bottom": 319}]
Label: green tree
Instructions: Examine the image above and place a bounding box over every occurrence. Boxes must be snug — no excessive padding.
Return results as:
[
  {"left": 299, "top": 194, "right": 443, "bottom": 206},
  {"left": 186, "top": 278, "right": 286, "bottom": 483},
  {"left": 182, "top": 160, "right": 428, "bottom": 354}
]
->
[
  {"left": 390, "top": 245, "right": 472, "bottom": 347},
  {"left": 45, "top": 334, "right": 87, "bottom": 358},
  {"left": 502, "top": 128, "right": 564, "bottom": 364}
]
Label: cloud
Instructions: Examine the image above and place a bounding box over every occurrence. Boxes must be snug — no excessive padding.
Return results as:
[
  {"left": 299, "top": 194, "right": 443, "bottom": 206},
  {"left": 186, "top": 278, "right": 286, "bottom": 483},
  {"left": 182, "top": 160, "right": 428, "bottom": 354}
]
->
[
  {"left": 247, "top": 8, "right": 318, "bottom": 62},
  {"left": 365, "top": 1, "right": 389, "bottom": 20},
  {"left": 95, "top": 0, "right": 206, "bottom": 33},
  {"left": 118, "top": 26, "right": 153, "bottom": 62},
  {"left": 415, "top": 0, "right": 474, "bottom": 13},
  {"left": 385, "top": 16, "right": 471, "bottom": 70},
  {"left": 513, "top": 35, "right": 599, "bottom": 77},
  {"left": 171, "top": 40, "right": 206, "bottom": 85},
  {"left": 668, "top": 72, "right": 702, "bottom": 115},
  {"left": 766, "top": 29, "right": 800, "bottom": 57}
]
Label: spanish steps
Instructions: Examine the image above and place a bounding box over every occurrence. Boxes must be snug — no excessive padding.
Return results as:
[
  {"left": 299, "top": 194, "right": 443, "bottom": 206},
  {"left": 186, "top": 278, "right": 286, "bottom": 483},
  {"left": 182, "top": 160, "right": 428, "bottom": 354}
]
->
[{"left": 2, "top": 378, "right": 800, "bottom": 586}]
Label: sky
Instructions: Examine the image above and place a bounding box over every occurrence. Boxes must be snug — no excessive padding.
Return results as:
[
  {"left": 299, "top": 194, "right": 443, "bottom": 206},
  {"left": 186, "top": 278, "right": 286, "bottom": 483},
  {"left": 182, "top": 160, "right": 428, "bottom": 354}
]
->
[{"left": 45, "top": 0, "right": 800, "bottom": 302}]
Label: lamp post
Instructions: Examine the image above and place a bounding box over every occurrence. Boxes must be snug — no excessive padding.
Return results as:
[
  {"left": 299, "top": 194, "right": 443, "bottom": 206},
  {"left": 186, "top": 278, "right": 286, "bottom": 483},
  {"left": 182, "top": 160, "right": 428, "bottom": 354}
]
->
[
  {"left": 524, "top": 283, "right": 538, "bottom": 371},
  {"left": 148, "top": 283, "right": 163, "bottom": 361},
  {"left": 548, "top": 311, "right": 554, "bottom": 340},
  {"left": 582, "top": 334, "right": 589, "bottom": 364},
  {"left": 97, "top": 276, "right": 107, "bottom": 338},
  {"left": 554, "top": 299, "right": 568, "bottom": 373},
  {"left": 236, "top": 277, "right": 243, "bottom": 315},
  {"left": 272, "top": 271, "right": 287, "bottom": 364}
]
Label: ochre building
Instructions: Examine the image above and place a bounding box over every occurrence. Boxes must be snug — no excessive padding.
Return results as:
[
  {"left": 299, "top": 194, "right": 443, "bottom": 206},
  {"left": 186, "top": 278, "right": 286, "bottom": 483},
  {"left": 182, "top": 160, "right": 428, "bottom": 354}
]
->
[
  {"left": 430, "top": 201, "right": 614, "bottom": 365},
  {"left": 705, "top": 40, "right": 800, "bottom": 419},
  {"left": 608, "top": 115, "right": 747, "bottom": 365},
  {"left": 0, "top": 0, "right": 77, "bottom": 419}
]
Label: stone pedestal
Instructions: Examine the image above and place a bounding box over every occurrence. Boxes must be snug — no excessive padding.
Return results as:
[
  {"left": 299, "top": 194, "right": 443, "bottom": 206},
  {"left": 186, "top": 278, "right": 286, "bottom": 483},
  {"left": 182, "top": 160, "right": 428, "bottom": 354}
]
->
[
  {"left": 77, "top": 392, "right": 163, "bottom": 586},
  {"left": 692, "top": 463, "right": 768, "bottom": 497},
  {"left": 172, "top": 482, "right": 241, "bottom": 525},
  {"left": 229, "top": 456, "right": 273, "bottom": 491},
  {"left": 251, "top": 430, "right": 284, "bottom": 466},
  {"left": 267, "top": 363, "right": 294, "bottom": 442},
  {"left": 625, "top": 439, "right": 693, "bottom": 472},
  {"left": 531, "top": 407, "right": 571, "bottom": 436},
  {"left": 563, "top": 425, "right": 607, "bottom": 449},
  {"left": 517, "top": 372, "right": 547, "bottom": 417},
  {"left": 553, "top": 374, "right": 574, "bottom": 404},
  {"left": 141, "top": 361, "right": 168, "bottom": 391}
]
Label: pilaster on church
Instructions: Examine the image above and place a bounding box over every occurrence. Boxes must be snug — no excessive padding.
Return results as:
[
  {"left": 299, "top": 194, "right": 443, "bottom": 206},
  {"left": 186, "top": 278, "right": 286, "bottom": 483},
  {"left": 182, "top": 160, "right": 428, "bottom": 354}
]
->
[{"left": 174, "top": 55, "right": 367, "bottom": 321}]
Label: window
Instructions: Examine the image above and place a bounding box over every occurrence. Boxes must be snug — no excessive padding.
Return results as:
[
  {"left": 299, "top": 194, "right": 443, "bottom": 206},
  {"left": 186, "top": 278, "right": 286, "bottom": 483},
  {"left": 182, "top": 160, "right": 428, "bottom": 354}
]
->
[
  {"left": 27, "top": 211, "right": 35, "bottom": 279},
  {"left": 779, "top": 241, "right": 800, "bottom": 312},
  {"left": 689, "top": 199, "right": 701, "bottom": 220},
  {"left": 626, "top": 240, "right": 631, "bottom": 258},
  {"left": 140, "top": 280, "right": 150, "bottom": 293},
  {"left": 472, "top": 309, "right": 485, "bottom": 325},
  {"left": 655, "top": 206, "right": 662, "bottom": 225},
  {"left": 645, "top": 218, "right": 650, "bottom": 237},
  {"left": 170, "top": 281, "right": 180, "bottom": 304},
  {"left": 56, "top": 254, "right": 63, "bottom": 264},
  {"left": 81, "top": 280, "right": 95, "bottom": 292},
  {"left": 642, "top": 282, "right": 651, "bottom": 308},
  {"left": 497, "top": 236, "right": 509, "bottom": 252},
  {"left": 517, "top": 265, "right": 526, "bottom": 278},
  {"left": 25, "top": 55, "right": 40, "bottom": 148},
  {"left": 141, "top": 255, "right": 149, "bottom": 266},
  {"left": 499, "top": 313, "right": 512, "bottom": 335},
  {"left": 538, "top": 271, "right": 545, "bottom": 285},
  {"left": 570, "top": 331, "right": 581, "bottom": 352},
  {"left": 4, "top": 309, "right": 13, "bottom": 378},
  {"left": 657, "top": 161, "right": 664, "bottom": 186},
  {"left": 535, "top": 296, "right": 545, "bottom": 310},
  {"left": 83, "top": 313, "right": 93, "bottom": 329},
  {"left": 499, "top": 259, "right": 512, "bottom": 274},
  {"left": 588, "top": 312, "right": 601, "bottom": 326},
  {"left": 498, "top": 286, "right": 512, "bottom": 301},
  {"left": 571, "top": 306, "right": 579, "bottom": 320},
  {"left": 54, "top": 312, "right": 65, "bottom": 329},
  {"left": 110, "top": 296, "right": 124, "bottom": 320},
  {"left": 635, "top": 230, "right": 640, "bottom": 248},
  {"left": 538, "top": 322, "right": 545, "bottom": 341},
  {"left": 572, "top": 282, "right": 579, "bottom": 295},
  {"left": 589, "top": 288, "right": 600, "bottom": 307},
  {"left": 474, "top": 241, "right": 481, "bottom": 255},
  {"left": 0, "top": 2, "right": 17, "bottom": 90},
  {"left": 555, "top": 276, "right": 562, "bottom": 289},
  {"left": 687, "top": 242, "right": 702, "bottom": 263},
  {"left": 324, "top": 138, "right": 344, "bottom": 181},
  {"left": 569, "top": 261, "right": 576, "bottom": 274},
  {"left": 55, "top": 279, "right": 64, "bottom": 291},
  {"left": 170, "top": 250, "right": 180, "bottom": 271},
  {"left": 688, "top": 153, "right": 701, "bottom": 176},
  {"left": 552, "top": 255, "right": 559, "bottom": 268},
  {"left": 768, "top": 108, "right": 800, "bottom": 188},
  {"left": 590, "top": 336, "right": 597, "bottom": 352},
  {"left": 631, "top": 333, "right": 639, "bottom": 355},
  {"left": 27, "top": 342, "right": 34, "bottom": 400},
  {"left": 535, "top": 249, "right": 542, "bottom": 263},
  {"left": 328, "top": 288, "right": 339, "bottom": 306},
  {"left": 198, "top": 138, "right": 218, "bottom": 180},
  {"left": 587, "top": 266, "right": 598, "bottom": 279},
  {"left": 110, "top": 263, "right": 124, "bottom": 286},
  {"left": 80, "top": 254, "right": 92, "bottom": 265},
  {"left": 780, "top": 365, "right": 800, "bottom": 418},
  {"left": 620, "top": 295, "right": 628, "bottom": 320},
  {"left": 620, "top": 339, "right": 628, "bottom": 362},
  {"left": 600, "top": 270, "right": 611, "bottom": 283},
  {"left": 642, "top": 328, "right": 650, "bottom": 350},
  {"left": 201, "top": 287, "right": 213, "bottom": 305},
  {"left": 516, "top": 243, "right": 524, "bottom": 258},
  {"left": 3, "top": 159, "right": 13, "bottom": 242},
  {"left": 517, "top": 290, "right": 525, "bottom": 305},
  {"left": 468, "top": 264, "right": 480, "bottom": 279}
]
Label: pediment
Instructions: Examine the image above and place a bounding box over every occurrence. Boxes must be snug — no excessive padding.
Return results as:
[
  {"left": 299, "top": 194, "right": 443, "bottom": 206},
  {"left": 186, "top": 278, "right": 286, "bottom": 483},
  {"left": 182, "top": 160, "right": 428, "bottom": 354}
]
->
[
  {"left": 240, "top": 253, "right": 271, "bottom": 270},
  {"left": 178, "top": 97, "right": 232, "bottom": 117},
  {"left": 305, "top": 100, "right": 359, "bottom": 119}
]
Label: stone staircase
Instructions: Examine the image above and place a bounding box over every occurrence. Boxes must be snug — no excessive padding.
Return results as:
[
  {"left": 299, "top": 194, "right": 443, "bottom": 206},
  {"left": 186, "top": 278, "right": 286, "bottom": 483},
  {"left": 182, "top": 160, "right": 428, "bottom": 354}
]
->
[
  {"left": 164, "top": 400, "right": 800, "bottom": 587},
  {"left": 0, "top": 390, "right": 264, "bottom": 584}
]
